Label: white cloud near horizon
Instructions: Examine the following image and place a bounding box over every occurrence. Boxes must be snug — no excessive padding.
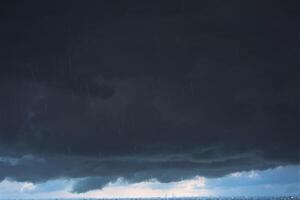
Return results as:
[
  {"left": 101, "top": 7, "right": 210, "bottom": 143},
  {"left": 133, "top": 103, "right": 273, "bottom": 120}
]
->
[{"left": 0, "top": 165, "right": 299, "bottom": 198}]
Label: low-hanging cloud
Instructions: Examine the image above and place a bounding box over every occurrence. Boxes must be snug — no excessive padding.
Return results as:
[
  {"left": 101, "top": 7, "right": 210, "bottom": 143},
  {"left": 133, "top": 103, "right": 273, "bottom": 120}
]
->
[{"left": 0, "top": 0, "right": 299, "bottom": 193}]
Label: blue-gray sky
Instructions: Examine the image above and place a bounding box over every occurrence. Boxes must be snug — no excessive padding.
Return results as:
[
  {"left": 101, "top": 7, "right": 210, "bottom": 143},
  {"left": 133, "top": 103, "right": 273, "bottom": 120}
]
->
[{"left": 0, "top": 0, "right": 299, "bottom": 197}]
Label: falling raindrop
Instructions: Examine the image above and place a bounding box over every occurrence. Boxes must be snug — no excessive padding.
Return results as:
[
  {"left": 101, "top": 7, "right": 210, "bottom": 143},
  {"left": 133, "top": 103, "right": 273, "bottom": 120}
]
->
[
  {"left": 236, "top": 47, "right": 240, "bottom": 57},
  {"left": 44, "top": 103, "right": 47, "bottom": 113},
  {"left": 30, "top": 68, "right": 36, "bottom": 81},
  {"left": 190, "top": 81, "right": 194, "bottom": 96},
  {"left": 68, "top": 55, "right": 72, "bottom": 76},
  {"left": 67, "top": 145, "right": 71, "bottom": 154}
]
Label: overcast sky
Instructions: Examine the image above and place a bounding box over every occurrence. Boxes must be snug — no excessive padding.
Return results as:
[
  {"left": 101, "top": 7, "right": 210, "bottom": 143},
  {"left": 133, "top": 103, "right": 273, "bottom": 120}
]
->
[{"left": 0, "top": 0, "right": 299, "bottom": 197}]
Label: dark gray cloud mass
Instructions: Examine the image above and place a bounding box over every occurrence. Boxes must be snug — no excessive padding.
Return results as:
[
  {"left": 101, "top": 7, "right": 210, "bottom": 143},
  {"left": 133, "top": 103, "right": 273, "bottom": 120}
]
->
[{"left": 0, "top": 0, "right": 299, "bottom": 193}]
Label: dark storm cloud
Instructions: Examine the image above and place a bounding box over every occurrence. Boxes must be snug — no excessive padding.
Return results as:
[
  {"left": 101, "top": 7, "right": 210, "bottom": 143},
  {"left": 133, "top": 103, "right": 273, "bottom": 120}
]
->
[
  {"left": 0, "top": 152, "right": 276, "bottom": 193},
  {"left": 0, "top": 0, "right": 299, "bottom": 193}
]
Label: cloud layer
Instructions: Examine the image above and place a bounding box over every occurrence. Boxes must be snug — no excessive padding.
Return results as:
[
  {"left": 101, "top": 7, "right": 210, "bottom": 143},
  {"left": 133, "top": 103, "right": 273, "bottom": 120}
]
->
[{"left": 0, "top": 0, "right": 299, "bottom": 193}]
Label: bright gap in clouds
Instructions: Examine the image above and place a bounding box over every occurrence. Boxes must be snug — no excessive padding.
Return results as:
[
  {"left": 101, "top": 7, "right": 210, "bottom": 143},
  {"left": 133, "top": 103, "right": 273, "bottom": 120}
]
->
[
  {"left": 0, "top": 177, "right": 211, "bottom": 199},
  {"left": 0, "top": 165, "right": 299, "bottom": 198},
  {"left": 70, "top": 177, "right": 210, "bottom": 198}
]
